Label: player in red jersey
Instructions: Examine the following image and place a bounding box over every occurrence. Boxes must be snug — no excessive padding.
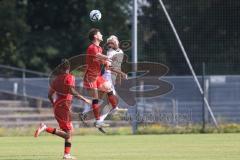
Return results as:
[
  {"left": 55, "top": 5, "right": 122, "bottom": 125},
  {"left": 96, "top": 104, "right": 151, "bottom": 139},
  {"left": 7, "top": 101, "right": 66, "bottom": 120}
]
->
[
  {"left": 83, "top": 28, "right": 119, "bottom": 128},
  {"left": 34, "top": 59, "right": 91, "bottom": 160}
]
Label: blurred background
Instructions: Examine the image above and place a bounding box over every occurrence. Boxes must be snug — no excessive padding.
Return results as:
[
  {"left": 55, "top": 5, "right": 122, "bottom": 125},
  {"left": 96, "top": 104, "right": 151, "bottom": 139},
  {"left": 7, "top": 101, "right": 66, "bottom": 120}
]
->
[{"left": 1, "top": 0, "right": 240, "bottom": 134}]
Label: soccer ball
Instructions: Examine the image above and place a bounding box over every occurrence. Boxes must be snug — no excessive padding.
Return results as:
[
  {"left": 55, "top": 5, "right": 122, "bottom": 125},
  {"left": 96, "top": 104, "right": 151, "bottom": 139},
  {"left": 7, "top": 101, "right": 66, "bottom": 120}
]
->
[{"left": 89, "top": 10, "right": 102, "bottom": 22}]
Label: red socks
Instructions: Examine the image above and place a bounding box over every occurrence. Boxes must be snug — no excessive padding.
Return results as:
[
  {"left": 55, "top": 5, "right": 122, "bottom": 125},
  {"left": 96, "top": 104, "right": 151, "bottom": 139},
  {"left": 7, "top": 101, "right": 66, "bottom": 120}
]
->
[
  {"left": 64, "top": 142, "right": 71, "bottom": 154},
  {"left": 92, "top": 93, "right": 118, "bottom": 121},
  {"left": 46, "top": 127, "right": 56, "bottom": 134},
  {"left": 107, "top": 91, "right": 118, "bottom": 109},
  {"left": 45, "top": 127, "right": 71, "bottom": 155},
  {"left": 92, "top": 99, "right": 100, "bottom": 120}
]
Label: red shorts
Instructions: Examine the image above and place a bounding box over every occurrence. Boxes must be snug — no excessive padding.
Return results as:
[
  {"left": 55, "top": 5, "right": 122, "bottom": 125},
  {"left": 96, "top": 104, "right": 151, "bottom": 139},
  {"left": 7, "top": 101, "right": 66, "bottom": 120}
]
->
[
  {"left": 54, "top": 100, "right": 73, "bottom": 132},
  {"left": 83, "top": 75, "right": 107, "bottom": 89}
]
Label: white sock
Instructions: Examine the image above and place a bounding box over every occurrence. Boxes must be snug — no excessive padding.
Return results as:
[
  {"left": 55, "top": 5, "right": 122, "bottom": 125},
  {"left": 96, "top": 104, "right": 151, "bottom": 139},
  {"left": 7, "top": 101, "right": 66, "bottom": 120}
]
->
[{"left": 83, "top": 104, "right": 91, "bottom": 113}]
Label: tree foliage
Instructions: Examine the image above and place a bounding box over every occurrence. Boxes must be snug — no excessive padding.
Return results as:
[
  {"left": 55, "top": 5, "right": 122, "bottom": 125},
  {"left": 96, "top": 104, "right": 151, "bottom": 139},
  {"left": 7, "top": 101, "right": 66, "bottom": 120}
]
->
[
  {"left": 139, "top": 0, "right": 240, "bottom": 74},
  {"left": 0, "top": 0, "right": 240, "bottom": 75},
  {"left": 0, "top": 0, "right": 29, "bottom": 68},
  {"left": 0, "top": 0, "right": 131, "bottom": 72}
]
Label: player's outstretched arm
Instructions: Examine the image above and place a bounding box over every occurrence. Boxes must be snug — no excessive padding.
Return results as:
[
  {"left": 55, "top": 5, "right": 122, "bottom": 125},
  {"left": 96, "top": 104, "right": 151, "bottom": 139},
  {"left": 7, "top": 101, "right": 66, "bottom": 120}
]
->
[
  {"left": 96, "top": 53, "right": 112, "bottom": 63},
  {"left": 69, "top": 86, "right": 92, "bottom": 104},
  {"left": 109, "top": 67, "right": 128, "bottom": 80}
]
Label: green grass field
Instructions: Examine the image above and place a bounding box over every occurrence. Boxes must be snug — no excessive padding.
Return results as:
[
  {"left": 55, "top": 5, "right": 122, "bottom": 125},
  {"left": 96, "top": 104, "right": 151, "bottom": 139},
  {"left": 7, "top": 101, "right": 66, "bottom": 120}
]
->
[{"left": 0, "top": 134, "right": 239, "bottom": 160}]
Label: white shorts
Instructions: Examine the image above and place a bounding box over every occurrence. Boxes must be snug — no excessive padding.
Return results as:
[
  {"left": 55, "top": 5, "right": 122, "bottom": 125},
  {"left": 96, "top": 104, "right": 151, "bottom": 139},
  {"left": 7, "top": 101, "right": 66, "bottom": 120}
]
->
[{"left": 102, "top": 71, "right": 116, "bottom": 95}]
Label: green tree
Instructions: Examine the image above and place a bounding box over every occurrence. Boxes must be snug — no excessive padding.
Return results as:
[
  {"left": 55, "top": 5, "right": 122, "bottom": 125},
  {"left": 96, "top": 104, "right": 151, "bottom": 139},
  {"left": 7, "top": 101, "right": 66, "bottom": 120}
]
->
[
  {"left": 0, "top": 0, "right": 29, "bottom": 67},
  {"left": 22, "top": 0, "right": 88, "bottom": 71},
  {"left": 0, "top": 0, "right": 131, "bottom": 72}
]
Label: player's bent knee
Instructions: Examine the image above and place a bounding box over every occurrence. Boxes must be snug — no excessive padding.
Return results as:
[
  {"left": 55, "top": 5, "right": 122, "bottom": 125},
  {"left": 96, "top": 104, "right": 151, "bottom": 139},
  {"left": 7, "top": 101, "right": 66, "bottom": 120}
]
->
[
  {"left": 107, "top": 91, "right": 119, "bottom": 107},
  {"left": 100, "top": 82, "right": 112, "bottom": 93}
]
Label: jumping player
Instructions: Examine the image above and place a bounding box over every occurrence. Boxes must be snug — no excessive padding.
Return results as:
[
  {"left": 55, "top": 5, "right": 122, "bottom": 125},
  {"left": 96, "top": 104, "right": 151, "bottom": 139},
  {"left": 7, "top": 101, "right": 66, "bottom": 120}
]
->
[
  {"left": 103, "top": 35, "right": 126, "bottom": 94},
  {"left": 83, "top": 28, "right": 119, "bottom": 128},
  {"left": 34, "top": 59, "right": 91, "bottom": 160},
  {"left": 100, "top": 35, "right": 127, "bottom": 121}
]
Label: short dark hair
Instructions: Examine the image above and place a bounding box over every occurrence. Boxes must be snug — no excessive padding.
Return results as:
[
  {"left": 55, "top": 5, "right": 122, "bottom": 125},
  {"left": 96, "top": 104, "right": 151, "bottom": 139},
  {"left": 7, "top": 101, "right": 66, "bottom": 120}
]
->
[
  {"left": 88, "top": 28, "right": 100, "bottom": 41},
  {"left": 60, "top": 59, "right": 70, "bottom": 71}
]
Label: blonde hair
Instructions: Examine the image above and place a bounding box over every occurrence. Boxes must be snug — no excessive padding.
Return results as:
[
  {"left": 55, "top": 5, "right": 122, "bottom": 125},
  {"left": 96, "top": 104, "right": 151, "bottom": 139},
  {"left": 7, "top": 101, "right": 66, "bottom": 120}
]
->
[
  {"left": 107, "top": 35, "right": 118, "bottom": 42},
  {"left": 107, "top": 35, "right": 119, "bottom": 48}
]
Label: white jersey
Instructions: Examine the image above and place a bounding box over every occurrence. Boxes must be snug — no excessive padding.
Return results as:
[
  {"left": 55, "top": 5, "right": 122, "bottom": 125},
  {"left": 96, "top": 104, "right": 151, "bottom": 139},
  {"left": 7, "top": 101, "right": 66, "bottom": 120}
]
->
[
  {"left": 107, "top": 48, "right": 124, "bottom": 69},
  {"left": 103, "top": 48, "right": 124, "bottom": 87}
]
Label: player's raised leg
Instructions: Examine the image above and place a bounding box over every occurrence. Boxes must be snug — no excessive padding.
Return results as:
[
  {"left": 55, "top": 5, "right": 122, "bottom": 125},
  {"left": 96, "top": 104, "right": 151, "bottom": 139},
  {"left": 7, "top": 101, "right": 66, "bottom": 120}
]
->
[
  {"left": 34, "top": 123, "right": 71, "bottom": 140},
  {"left": 102, "top": 80, "right": 119, "bottom": 105},
  {"left": 86, "top": 88, "right": 109, "bottom": 128},
  {"left": 34, "top": 122, "right": 47, "bottom": 137},
  {"left": 98, "top": 79, "right": 120, "bottom": 121}
]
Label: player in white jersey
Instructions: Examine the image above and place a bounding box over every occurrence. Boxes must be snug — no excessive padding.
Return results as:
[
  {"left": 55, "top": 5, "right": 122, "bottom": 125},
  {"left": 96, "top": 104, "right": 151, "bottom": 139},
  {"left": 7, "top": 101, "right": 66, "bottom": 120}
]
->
[
  {"left": 102, "top": 35, "right": 125, "bottom": 94},
  {"left": 100, "top": 35, "right": 128, "bottom": 121}
]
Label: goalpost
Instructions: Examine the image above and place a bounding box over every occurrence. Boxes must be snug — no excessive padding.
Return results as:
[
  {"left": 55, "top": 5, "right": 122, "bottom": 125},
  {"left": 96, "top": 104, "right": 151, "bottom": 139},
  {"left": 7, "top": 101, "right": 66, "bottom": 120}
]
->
[{"left": 131, "top": 0, "right": 138, "bottom": 134}]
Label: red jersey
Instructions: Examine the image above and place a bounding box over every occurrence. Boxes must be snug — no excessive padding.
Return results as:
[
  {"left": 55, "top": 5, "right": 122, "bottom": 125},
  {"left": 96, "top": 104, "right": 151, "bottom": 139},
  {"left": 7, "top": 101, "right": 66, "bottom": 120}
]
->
[
  {"left": 51, "top": 73, "right": 75, "bottom": 105},
  {"left": 85, "top": 43, "right": 103, "bottom": 81}
]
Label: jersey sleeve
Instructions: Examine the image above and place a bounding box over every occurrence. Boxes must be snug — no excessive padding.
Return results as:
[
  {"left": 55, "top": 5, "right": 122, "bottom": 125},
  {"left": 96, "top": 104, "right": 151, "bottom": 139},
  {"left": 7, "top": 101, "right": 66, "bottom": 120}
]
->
[{"left": 65, "top": 75, "right": 75, "bottom": 87}]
